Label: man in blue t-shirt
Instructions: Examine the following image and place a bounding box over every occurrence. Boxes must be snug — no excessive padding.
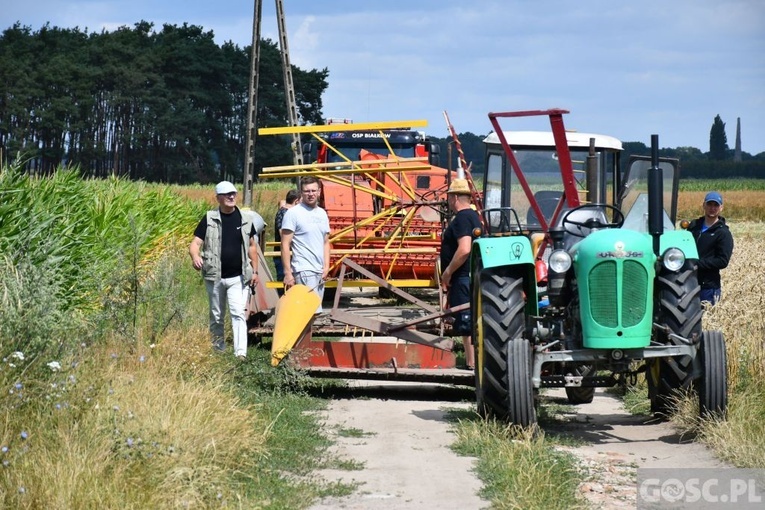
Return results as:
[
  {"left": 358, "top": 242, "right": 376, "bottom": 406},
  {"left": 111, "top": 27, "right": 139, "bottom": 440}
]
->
[{"left": 440, "top": 178, "right": 482, "bottom": 369}]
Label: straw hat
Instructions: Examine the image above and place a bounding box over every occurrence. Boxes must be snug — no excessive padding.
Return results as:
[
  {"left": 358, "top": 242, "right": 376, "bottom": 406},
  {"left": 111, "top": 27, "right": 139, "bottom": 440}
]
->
[{"left": 447, "top": 178, "right": 471, "bottom": 195}]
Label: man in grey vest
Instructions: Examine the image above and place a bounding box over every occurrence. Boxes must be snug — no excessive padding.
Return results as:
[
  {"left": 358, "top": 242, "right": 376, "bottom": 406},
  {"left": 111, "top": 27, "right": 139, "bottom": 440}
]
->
[{"left": 189, "top": 181, "right": 264, "bottom": 358}]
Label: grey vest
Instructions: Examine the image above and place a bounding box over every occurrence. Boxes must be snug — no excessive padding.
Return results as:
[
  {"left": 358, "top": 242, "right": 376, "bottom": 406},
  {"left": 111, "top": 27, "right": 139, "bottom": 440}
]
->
[{"left": 201, "top": 208, "right": 258, "bottom": 282}]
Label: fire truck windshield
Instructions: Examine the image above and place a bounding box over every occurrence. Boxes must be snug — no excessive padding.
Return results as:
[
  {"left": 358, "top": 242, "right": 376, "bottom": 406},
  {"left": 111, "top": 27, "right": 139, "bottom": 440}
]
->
[{"left": 326, "top": 144, "right": 417, "bottom": 163}]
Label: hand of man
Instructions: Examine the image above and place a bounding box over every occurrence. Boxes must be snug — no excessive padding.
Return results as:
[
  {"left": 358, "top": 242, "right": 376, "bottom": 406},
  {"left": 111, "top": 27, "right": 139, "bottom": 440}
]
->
[
  {"left": 283, "top": 272, "right": 295, "bottom": 290},
  {"left": 440, "top": 268, "right": 452, "bottom": 291}
]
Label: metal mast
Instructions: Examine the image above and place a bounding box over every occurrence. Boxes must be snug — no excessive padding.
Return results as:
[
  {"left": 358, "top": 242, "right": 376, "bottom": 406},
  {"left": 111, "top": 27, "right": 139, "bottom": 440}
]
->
[
  {"left": 275, "top": 0, "right": 303, "bottom": 167},
  {"left": 243, "top": 0, "right": 301, "bottom": 208},
  {"left": 243, "top": 0, "right": 263, "bottom": 207}
]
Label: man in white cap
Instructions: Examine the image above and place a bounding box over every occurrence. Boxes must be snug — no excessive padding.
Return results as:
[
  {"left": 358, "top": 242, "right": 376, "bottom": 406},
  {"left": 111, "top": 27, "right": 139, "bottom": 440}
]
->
[
  {"left": 189, "top": 181, "right": 264, "bottom": 358},
  {"left": 688, "top": 191, "right": 734, "bottom": 305},
  {"left": 440, "top": 178, "right": 482, "bottom": 369}
]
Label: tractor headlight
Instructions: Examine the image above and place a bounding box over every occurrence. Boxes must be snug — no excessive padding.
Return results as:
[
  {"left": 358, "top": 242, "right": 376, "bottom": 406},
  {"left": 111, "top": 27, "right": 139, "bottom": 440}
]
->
[
  {"left": 548, "top": 249, "right": 572, "bottom": 273},
  {"left": 662, "top": 247, "right": 685, "bottom": 271}
]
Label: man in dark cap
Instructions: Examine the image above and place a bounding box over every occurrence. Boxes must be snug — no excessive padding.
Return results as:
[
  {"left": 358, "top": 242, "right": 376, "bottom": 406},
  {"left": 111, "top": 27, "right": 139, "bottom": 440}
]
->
[{"left": 688, "top": 191, "right": 734, "bottom": 305}]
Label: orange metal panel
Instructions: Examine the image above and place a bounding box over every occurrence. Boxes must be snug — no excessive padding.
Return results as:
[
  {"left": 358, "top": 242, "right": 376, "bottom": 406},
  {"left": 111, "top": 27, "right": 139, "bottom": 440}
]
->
[{"left": 291, "top": 333, "right": 457, "bottom": 370}]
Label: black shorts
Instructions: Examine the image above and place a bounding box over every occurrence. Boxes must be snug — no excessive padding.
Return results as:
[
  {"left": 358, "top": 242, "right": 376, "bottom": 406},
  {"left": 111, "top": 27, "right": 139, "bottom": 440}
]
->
[{"left": 448, "top": 276, "right": 472, "bottom": 336}]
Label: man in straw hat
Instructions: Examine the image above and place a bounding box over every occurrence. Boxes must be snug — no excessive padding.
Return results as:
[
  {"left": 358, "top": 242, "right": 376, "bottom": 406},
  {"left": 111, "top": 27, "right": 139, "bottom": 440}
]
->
[{"left": 440, "top": 178, "right": 482, "bottom": 369}]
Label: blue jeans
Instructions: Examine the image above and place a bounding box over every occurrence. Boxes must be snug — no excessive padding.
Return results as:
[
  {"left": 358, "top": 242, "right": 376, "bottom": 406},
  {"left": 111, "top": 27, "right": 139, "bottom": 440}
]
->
[{"left": 700, "top": 287, "right": 721, "bottom": 306}]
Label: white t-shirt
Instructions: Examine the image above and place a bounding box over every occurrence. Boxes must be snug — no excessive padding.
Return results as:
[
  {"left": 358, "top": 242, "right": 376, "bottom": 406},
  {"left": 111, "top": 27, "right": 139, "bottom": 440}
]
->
[{"left": 280, "top": 203, "right": 330, "bottom": 274}]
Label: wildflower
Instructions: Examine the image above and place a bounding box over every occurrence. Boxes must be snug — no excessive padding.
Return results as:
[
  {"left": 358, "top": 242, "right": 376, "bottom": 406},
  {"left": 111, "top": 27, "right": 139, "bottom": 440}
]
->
[
  {"left": 1, "top": 446, "right": 8, "bottom": 453},
  {"left": 18, "top": 487, "right": 25, "bottom": 494},
  {"left": 55, "top": 403, "right": 62, "bottom": 410},
  {"left": 47, "top": 361, "right": 62, "bottom": 372},
  {"left": 68, "top": 375, "right": 76, "bottom": 383},
  {"left": 2, "top": 460, "right": 8, "bottom": 467},
  {"left": 20, "top": 431, "right": 28, "bottom": 440},
  {"left": 139, "top": 355, "right": 146, "bottom": 363},
  {"left": 150, "top": 344, "right": 156, "bottom": 349},
  {"left": 113, "top": 406, "right": 119, "bottom": 411},
  {"left": 14, "top": 383, "right": 22, "bottom": 390},
  {"left": 11, "top": 352, "right": 24, "bottom": 361},
  {"left": 126, "top": 438, "right": 134, "bottom": 447},
  {"left": 110, "top": 353, "right": 118, "bottom": 359}
]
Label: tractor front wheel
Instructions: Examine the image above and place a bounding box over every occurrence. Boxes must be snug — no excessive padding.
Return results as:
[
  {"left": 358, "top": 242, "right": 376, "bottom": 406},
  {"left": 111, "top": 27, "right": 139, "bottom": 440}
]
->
[
  {"left": 698, "top": 330, "right": 727, "bottom": 418},
  {"left": 506, "top": 337, "right": 536, "bottom": 426}
]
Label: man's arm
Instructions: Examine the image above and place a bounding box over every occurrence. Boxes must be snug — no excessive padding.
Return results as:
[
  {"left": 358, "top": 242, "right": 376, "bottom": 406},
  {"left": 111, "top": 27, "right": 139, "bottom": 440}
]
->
[
  {"left": 248, "top": 236, "right": 259, "bottom": 286},
  {"left": 322, "top": 232, "right": 331, "bottom": 279},
  {"left": 281, "top": 230, "right": 295, "bottom": 289},
  {"left": 189, "top": 237, "right": 204, "bottom": 270}
]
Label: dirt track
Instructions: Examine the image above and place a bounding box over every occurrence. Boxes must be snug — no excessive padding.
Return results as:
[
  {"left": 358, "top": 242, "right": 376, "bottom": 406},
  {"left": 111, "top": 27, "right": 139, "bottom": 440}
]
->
[{"left": 307, "top": 382, "right": 726, "bottom": 509}]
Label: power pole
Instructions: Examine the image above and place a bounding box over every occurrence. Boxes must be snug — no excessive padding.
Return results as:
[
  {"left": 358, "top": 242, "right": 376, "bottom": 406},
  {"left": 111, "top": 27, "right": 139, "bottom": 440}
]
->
[
  {"left": 243, "top": 0, "right": 263, "bottom": 208},
  {"left": 275, "top": 0, "right": 303, "bottom": 168},
  {"left": 243, "top": 0, "right": 301, "bottom": 208}
]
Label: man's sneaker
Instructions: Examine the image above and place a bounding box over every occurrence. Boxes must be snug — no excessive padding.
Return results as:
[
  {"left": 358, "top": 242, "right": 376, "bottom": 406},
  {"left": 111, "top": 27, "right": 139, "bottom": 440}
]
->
[{"left": 213, "top": 340, "right": 226, "bottom": 352}]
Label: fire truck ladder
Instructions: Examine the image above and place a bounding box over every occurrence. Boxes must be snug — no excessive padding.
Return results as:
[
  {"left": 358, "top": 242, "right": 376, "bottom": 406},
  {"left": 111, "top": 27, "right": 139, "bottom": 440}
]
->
[{"left": 243, "top": 0, "right": 302, "bottom": 207}]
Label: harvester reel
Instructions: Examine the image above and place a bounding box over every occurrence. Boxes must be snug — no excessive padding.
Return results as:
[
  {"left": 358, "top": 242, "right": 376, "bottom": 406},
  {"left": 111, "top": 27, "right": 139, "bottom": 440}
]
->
[{"left": 561, "top": 204, "right": 625, "bottom": 237}]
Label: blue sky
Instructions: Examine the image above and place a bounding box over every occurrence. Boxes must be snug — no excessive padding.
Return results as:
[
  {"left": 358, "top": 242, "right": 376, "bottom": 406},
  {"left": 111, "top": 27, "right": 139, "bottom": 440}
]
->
[{"left": 3, "top": 0, "right": 765, "bottom": 154}]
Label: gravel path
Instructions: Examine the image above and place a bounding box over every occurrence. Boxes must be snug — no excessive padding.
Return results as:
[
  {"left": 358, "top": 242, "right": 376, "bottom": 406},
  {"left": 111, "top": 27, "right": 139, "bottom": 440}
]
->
[
  {"left": 306, "top": 383, "right": 727, "bottom": 509},
  {"left": 308, "top": 381, "right": 487, "bottom": 510}
]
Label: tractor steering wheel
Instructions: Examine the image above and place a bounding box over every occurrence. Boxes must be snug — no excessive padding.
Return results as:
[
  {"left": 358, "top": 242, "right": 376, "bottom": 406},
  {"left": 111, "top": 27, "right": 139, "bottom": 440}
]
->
[{"left": 560, "top": 204, "right": 625, "bottom": 238}]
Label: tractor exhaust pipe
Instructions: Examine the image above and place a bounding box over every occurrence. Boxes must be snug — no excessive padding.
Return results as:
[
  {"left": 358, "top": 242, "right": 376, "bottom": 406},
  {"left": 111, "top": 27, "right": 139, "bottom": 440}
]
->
[{"left": 648, "top": 134, "right": 663, "bottom": 256}]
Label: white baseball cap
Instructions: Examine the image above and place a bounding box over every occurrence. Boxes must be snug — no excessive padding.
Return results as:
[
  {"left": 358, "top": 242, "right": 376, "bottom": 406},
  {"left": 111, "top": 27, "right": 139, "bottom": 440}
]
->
[{"left": 215, "top": 181, "right": 237, "bottom": 194}]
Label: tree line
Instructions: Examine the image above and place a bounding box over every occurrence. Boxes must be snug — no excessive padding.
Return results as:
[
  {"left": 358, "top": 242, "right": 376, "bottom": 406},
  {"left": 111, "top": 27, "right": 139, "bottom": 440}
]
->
[
  {"left": 1, "top": 23, "right": 762, "bottom": 183},
  {"left": 0, "top": 22, "right": 327, "bottom": 183}
]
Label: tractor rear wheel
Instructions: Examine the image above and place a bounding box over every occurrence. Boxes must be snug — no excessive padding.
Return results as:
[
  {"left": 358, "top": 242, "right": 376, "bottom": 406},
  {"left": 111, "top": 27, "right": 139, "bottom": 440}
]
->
[
  {"left": 649, "top": 262, "right": 703, "bottom": 415},
  {"left": 698, "top": 330, "right": 727, "bottom": 418},
  {"left": 473, "top": 265, "right": 534, "bottom": 425}
]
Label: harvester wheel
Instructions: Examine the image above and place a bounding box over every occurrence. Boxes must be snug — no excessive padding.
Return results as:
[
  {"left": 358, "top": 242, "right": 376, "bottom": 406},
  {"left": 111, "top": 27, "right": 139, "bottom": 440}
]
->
[
  {"left": 649, "top": 262, "right": 703, "bottom": 415},
  {"left": 698, "top": 330, "right": 727, "bottom": 418},
  {"left": 473, "top": 266, "right": 529, "bottom": 422}
]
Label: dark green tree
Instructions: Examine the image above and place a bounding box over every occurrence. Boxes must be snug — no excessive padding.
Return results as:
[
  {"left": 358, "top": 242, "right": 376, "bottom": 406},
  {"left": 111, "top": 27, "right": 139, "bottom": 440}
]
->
[
  {"left": 709, "top": 114, "right": 728, "bottom": 160},
  {"left": 0, "top": 22, "right": 329, "bottom": 184}
]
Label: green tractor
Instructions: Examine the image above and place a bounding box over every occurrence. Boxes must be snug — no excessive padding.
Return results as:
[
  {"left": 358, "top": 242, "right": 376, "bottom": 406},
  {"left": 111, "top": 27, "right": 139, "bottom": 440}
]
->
[{"left": 470, "top": 109, "right": 727, "bottom": 426}]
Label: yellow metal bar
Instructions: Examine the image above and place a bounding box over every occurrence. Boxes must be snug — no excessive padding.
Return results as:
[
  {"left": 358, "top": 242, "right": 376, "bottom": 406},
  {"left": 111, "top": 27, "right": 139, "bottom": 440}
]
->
[
  {"left": 258, "top": 164, "right": 432, "bottom": 180},
  {"left": 261, "top": 157, "right": 428, "bottom": 173},
  {"left": 258, "top": 119, "right": 428, "bottom": 135}
]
